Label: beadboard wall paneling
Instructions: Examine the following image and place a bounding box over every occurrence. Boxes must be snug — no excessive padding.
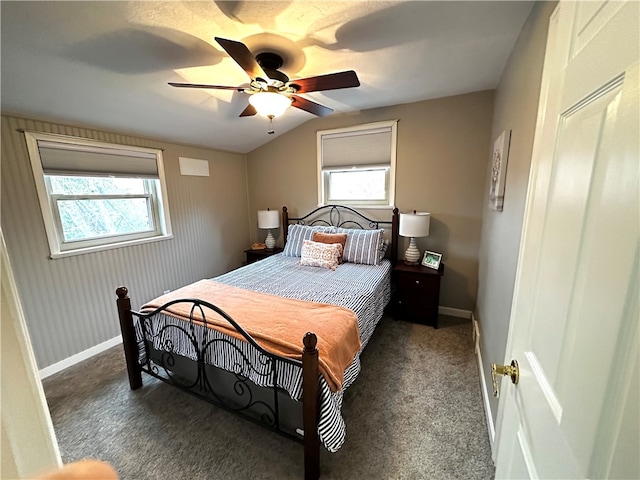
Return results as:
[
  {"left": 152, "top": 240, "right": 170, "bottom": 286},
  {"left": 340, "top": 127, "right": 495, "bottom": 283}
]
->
[{"left": 1, "top": 114, "right": 249, "bottom": 369}]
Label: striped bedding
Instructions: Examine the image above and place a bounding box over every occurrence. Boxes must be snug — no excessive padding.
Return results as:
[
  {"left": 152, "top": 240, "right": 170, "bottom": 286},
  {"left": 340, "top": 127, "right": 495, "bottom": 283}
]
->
[{"left": 135, "top": 254, "right": 391, "bottom": 452}]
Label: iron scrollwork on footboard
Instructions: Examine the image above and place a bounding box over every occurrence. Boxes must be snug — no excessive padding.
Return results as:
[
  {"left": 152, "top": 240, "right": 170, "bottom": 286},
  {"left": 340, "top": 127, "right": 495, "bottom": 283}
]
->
[
  {"left": 137, "top": 303, "right": 290, "bottom": 430},
  {"left": 115, "top": 287, "right": 321, "bottom": 480}
]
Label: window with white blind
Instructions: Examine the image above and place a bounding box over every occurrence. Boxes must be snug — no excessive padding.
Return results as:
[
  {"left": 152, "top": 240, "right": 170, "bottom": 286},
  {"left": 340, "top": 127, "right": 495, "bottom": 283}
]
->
[
  {"left": 25, "top": 132, "right": 172, "bottom": 258},
  {"left": 317, "top": 120, "right": 397, "bottom": 207}
]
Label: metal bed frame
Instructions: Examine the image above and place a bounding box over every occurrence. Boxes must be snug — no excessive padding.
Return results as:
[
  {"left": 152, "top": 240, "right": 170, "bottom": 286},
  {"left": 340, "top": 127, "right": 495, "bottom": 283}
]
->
[{"left": 116, "top": 204, "right": 398, "bottom": 479}]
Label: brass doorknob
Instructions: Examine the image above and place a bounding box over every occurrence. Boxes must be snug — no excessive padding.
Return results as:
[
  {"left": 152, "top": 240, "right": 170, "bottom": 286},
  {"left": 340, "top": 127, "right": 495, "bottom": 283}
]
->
[{"left": 491, "top": 360, "right": 519, "bottom": 398}]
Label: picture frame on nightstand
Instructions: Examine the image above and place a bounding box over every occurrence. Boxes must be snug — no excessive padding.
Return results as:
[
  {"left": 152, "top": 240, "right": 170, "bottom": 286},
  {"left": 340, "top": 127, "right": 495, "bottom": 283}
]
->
[{"left": 421, "top": 251, "right": 442, "bottom": 270}]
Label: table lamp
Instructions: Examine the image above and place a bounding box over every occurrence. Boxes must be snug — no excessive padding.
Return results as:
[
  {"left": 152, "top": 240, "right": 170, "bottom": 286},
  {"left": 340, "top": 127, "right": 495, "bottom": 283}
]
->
[
  {"left": 399, "top": 211, "right": 430, "bottom": 265},
  {"left": 257, "top": 209, "right": 280, "bottom": 250}
]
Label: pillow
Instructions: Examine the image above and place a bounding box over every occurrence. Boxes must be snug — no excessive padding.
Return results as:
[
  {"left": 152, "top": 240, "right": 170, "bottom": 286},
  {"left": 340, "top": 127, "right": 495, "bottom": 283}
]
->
[
  {"left": 335, "top": 228, "right": 384, "bottom": 265},
  {"left": 312, "top": 232, "right": 348, "bottom": 263},
  {"left": 282, "top": 224, "right": 337, "bottom": 257},
  {"left": 299, "top": 240, "right": 341, "bottom": 270},
  {"left": 378, "top": 238, "right": 389, "bottom": 262}
]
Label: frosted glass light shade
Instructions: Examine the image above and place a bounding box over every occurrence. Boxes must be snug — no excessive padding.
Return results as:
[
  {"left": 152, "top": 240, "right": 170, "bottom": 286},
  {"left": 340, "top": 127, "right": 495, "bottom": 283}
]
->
[
  {"left": 249, "top": 92, "right": 292, "bottom": 118},
  {"left": 399, "top": 212, "right": 430, "bottom": 238},
  {"left": 257, "top": 210, "right": 280, "bottom": 229}
]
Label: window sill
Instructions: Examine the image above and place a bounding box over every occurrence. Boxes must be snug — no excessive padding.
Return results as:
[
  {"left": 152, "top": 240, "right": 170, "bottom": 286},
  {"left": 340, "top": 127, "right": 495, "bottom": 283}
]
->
[{"left": 49, "top": 234, "right": 174, "bottom": 259}]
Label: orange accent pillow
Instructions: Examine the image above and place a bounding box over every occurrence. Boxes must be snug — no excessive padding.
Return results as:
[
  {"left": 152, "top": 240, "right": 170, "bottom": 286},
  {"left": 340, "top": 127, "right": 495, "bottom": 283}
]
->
[{"left": 313, "top": 232, "right": 348, "bottom": 263}]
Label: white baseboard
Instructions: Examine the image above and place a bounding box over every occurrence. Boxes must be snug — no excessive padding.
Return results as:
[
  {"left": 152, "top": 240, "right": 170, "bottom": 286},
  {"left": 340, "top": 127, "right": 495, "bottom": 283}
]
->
[
  {"left": 438, "top": 306, "right": 472, "bottom": 319},
  {"left": 39, "top": 335, "right": 122, "bottom": 380},
  {"left": 472, "top": 313, "right": 496, "bottom": 450}
]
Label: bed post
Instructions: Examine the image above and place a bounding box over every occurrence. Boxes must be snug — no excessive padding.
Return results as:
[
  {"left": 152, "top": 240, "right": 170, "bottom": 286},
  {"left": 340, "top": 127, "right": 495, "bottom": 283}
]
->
[
  {"left": 302, "top": 332, "right": 320, "bottom": 480},
  {"left": 391, "top": 207, "right": 399, "bottom": 265},
  {"left": 282, "top": 206, "right": 289, "bottom": 246},
  {"left": 115, "top": 287, "right": 143, "bottom": 390}
]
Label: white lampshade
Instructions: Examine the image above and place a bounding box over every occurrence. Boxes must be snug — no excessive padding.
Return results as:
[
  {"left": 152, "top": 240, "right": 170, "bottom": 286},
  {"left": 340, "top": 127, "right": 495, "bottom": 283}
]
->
[
  {"left": 399, "top": 212, "right": 430, "bottom": 238},
  {"left": 399, "top": 211, "right": 430, "bottom": 265},
  {"left": 258, "top": 209, "right": 279, "bottom": 250},
  {"left": 249, "top": 92, "right": 292, "bottom": 118},
  {"left": 257, "top": 209, "right": 280, "bottom": 229}
]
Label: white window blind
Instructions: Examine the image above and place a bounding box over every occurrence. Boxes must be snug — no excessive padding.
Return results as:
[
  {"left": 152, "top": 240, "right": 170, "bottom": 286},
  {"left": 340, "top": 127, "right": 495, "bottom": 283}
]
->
[
  {"left": 321, "top": 126, "right": 393, "bottom": 167},
  {"left": 38, "top": 140, "right": 159, "bottom": 177}
]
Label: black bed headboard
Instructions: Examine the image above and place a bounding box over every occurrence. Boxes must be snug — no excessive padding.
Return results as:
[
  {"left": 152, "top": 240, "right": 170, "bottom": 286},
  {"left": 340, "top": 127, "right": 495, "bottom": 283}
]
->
[{"left": 282, "top": 205, "right": 399, "bottom": 264}]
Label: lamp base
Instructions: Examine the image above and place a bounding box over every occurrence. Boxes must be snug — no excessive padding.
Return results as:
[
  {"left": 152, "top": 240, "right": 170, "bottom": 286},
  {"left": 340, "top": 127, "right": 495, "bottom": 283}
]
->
[
  {"left": 265, "top": 230, "right": 275, "bottom": 250},
  {"left": 404, "top": 237, "right": 421, "bottom": 265}
]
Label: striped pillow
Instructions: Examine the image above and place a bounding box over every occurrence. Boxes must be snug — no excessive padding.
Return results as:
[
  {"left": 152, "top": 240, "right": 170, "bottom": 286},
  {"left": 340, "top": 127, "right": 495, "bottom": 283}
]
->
[
  {"left": 299, "top": 240, "right": 341, "bottom": 270},
  {"left": 282, "top": 224, "right": 337, "bottom": 257},
  {"left": 336, "top": 228, "right": 384, "bottom": 265}
]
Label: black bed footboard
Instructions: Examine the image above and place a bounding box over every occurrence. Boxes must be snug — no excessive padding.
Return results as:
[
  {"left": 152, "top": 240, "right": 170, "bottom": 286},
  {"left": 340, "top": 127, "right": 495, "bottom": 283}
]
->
[{"left": 115, "top": 287, "right": 320, "bottom": 480}]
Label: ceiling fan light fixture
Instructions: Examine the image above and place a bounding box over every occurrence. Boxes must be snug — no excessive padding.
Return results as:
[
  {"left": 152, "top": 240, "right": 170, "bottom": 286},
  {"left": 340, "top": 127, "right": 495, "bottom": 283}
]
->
[{"left": 249, "top": 91, "right": 292, "bottom": 118}]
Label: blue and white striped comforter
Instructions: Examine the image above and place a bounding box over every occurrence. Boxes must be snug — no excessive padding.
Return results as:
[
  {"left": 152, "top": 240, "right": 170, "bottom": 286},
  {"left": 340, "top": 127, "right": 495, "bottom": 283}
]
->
[{"left": 139, "top": 254, "right": 391, "bottom": 452}]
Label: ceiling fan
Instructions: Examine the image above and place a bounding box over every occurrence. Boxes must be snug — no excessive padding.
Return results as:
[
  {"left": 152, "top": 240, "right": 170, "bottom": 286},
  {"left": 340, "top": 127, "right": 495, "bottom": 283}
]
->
[{"left": 169, "top": 37, "right": 360, "bottom": 130}]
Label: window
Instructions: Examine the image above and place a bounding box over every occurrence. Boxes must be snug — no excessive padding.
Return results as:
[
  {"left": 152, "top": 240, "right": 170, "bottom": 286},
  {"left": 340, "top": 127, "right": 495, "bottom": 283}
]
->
[
  {"left": 317, "top": 120, "right": 397, "bottom": 207},
  {"left": 25, "top": 132, "right": 172, "bottom": 258}
]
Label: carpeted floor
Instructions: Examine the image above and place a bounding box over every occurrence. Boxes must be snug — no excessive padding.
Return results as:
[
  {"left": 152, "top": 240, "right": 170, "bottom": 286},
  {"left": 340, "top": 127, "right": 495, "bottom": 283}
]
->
[{"left": 43, "top": 315, "right": 495, "bottom": 479}]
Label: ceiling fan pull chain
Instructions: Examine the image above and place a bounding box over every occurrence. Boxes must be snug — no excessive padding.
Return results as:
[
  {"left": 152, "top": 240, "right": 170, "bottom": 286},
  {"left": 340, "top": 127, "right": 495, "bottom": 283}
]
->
[{"left": 267, "top": 115, "right": 275, "bottom": 135}]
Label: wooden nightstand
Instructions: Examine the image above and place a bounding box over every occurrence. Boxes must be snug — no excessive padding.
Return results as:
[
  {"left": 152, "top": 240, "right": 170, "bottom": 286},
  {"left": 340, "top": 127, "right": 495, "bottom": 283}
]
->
[
  {"left": 244, "top": 247, "right": 283, "bottom": 264},
  {"left": 393, "top": 262, "right": 445, "bottom": 328}
]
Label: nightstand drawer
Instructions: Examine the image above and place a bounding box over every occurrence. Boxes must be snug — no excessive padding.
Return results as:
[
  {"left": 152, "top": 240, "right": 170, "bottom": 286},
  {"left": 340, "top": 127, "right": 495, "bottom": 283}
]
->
[{"left": 396, "top": 272, "right": 433, "bottom": 290}]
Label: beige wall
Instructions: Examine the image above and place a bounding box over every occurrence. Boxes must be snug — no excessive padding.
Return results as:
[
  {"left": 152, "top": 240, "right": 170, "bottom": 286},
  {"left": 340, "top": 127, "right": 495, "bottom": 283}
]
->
[
  {"left": 1, "top": 114, "right": 249, "bottom": 369},
  {"left": 247, "top": 91, "right": 494, "bottom": 311},
  {"left": 476, "top": 1, "right": 557, "bottom": 423}
]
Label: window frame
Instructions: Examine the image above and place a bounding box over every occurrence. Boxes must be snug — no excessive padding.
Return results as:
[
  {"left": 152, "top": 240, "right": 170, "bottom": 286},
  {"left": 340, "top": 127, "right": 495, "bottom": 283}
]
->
[
  {"left": 25, "top": 132, "right": 173, "bottom": 258},
  {"left": 323, "top": 165, "right": 391, "bottom": 206},
  {"left": 317, "top": 120, "right": 397, "bottom": 209},
  {"left": 47, "top": 178, "right": 160, "bottom": 247}
]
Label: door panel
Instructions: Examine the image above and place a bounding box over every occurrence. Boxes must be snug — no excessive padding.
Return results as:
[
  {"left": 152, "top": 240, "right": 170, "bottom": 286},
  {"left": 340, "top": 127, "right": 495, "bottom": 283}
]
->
[{"left": 573, "top": 1, "right": 625, "bottom": 56}]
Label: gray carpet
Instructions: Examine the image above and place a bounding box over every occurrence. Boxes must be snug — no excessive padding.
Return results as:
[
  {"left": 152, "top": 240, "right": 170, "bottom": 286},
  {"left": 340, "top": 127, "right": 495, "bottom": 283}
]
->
[{"left": 43, "top": 315, "right": 495, "bottom": 479}]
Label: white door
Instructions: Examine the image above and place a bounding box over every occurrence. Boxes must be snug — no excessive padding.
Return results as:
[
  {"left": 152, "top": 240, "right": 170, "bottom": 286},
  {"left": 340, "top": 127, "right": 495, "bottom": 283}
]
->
[{"left": 494, "top": 1, "right": 639, "bottom": 479}]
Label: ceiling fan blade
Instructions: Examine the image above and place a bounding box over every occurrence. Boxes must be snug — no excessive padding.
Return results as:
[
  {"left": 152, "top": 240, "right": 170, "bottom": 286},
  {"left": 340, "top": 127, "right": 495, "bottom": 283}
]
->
[
  {"left": 289, "top": 70, "right": 360, "bottom": 94},
  {"left": 215, "top": 37, "right": 268, "bottom": 80},
  {"left": 168, "top": 82, "right": 243, "bottom": 91},
  {"left": 291, "top": 96, "right": 333, "bottom": 117},
  {"left": 239, "top": 104, "right": 257, "bottom": 117}
]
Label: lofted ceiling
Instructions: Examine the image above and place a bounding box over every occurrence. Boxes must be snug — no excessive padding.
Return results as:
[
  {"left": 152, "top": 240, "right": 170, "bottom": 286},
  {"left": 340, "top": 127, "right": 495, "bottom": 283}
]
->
[{"left": 1, "top": 1, "right": 533, "bottom": 154}]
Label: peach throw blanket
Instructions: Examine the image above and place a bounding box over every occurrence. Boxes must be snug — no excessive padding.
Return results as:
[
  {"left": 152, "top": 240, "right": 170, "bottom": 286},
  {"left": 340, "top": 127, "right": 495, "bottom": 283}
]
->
[{"left": 142, "top": 280, "right": 362, "bottom": 392}]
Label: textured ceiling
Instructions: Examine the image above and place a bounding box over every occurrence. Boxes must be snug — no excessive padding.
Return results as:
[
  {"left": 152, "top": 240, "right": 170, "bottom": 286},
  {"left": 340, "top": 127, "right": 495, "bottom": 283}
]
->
[{"left": 1, "top": 1, "right": 533, "bottom": 153}]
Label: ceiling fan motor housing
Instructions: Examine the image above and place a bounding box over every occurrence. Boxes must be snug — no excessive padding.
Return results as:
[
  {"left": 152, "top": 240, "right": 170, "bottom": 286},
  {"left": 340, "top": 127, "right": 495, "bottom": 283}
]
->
[{"left": 255, "top": 52, "right": 289, "bottom": 86}]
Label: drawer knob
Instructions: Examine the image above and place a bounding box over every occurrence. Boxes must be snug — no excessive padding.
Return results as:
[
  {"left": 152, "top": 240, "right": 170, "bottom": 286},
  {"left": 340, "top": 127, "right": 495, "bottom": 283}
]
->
[{"left": 415, "top": 280, "right": 420, "bottom": 284}]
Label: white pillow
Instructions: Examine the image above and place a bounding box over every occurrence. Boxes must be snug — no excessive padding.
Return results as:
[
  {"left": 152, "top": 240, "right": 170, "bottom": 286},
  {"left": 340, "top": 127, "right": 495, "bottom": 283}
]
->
[{"left": 299, "top": 240, "right": 341, "bottom": 270}]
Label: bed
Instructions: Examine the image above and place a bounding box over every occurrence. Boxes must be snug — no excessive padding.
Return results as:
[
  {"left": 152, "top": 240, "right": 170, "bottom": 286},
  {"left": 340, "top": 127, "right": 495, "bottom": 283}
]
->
[{"left": 115, "top": 205, "right": 399, "bottom": 479}]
